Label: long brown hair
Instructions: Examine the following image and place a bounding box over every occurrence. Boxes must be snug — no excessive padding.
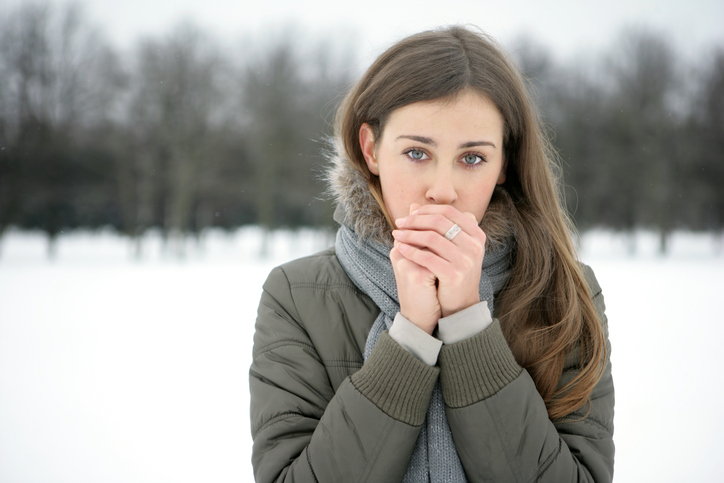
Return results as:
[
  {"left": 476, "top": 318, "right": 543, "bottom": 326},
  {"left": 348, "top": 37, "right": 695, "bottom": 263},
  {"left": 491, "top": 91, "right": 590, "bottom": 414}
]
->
[{"left": 334, "top": 26, "right": 606, "bottom": 421}]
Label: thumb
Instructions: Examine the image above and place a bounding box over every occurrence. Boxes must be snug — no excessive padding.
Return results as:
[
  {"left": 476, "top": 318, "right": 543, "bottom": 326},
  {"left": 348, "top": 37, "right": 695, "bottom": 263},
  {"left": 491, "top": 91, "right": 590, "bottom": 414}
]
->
[{"left": 464, "top": 212, "right": 477, "bottom": 223}]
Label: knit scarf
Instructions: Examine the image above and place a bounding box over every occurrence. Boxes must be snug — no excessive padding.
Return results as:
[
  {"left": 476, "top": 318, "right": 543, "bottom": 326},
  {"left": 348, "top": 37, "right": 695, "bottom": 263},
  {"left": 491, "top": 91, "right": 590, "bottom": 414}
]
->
[{"left": 335, "top": 224, "right": 512, "bottom": 482}]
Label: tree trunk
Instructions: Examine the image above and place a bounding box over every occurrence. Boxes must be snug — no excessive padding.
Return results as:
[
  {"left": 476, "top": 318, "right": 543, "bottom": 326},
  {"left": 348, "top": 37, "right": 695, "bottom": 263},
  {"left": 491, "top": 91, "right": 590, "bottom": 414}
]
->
[{"left": 658, "top": 229, "right": 669, "bottom": 255}]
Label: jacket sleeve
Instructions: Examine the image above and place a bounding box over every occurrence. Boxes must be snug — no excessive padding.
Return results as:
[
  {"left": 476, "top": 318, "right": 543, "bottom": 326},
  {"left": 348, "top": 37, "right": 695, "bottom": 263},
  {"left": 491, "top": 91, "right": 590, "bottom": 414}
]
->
[
  {"left": 250, "top": 266, "right": 440, "bottom": 483},
  {"left": 439, "top": 269, "right": 615, "bottom": 482}
]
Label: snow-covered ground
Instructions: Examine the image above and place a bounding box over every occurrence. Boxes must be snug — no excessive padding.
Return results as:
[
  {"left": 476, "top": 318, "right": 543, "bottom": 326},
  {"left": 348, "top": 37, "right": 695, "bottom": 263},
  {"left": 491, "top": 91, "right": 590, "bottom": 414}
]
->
[{"left": 0, "top": 228, "right": 722, "bottom": 482}]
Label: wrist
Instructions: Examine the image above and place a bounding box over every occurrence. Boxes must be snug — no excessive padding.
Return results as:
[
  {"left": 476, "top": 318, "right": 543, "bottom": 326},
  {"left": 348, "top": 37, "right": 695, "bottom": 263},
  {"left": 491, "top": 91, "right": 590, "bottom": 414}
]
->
[
  {"left": 441, "top": 296, "right": 481, "bottom": 318},
  {"left": 399, "top": 310, "right": 439, "bottom": 335},
  {"left": 389, "top": 313, "right": 443, "bottom": 365},
  {"left": 438, "top": 302, "right": 492, "bottom": 344}
]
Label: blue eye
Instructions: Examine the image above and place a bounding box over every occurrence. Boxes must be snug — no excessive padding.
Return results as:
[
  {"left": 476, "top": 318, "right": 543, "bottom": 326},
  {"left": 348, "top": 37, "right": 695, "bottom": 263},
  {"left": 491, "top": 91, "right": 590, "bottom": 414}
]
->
[
  {"left": 462, "top": 154, "right": 484, "bottom": 165},
  {"left": 409, "top": 149, "right": 425, "bottom": 160},
  {"left": 404, "top": 148, "right": 428, "bottom": 161}
]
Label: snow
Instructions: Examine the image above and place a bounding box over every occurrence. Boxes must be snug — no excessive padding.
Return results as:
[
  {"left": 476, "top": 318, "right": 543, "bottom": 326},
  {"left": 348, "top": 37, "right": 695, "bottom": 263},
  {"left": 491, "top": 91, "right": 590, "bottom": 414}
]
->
[{"left": 0, "top": 228, "right": 722, "bottom": 482}]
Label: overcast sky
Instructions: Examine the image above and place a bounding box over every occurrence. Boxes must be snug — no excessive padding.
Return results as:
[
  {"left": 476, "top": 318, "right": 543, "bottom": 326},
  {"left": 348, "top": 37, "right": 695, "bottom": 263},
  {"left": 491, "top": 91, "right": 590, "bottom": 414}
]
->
[{"left": 10, "top": 0, "right": 724, "bottom": 65}]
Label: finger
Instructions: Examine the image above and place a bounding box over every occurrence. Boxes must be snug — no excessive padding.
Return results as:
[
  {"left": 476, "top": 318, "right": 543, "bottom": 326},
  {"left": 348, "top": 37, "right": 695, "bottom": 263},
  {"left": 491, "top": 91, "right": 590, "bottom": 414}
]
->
[
  {"left": 396, "top": 241, "right": 481, "bottom": 289},
  {"left": 396, "top": 241, "right": 452, "bottom": 277},
  {"left": 391, "top": 243, "right": 428, "bottom": 271},
  {"left": 393, "top": 228, "right": 480, "bottom": 263},
  {"left": 397, "top": 211, "right": 482, "bottom": 243},
  {"left": 398, "top": 205, "right": 481, "bottom": 235},
  {"left": 391, "top": 245, "right": 439, "bottom": 301}
]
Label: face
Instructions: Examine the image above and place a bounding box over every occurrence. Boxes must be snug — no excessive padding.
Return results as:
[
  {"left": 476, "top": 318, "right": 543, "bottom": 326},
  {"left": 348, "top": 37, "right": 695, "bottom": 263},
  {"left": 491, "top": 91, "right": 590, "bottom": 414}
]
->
[{"left": 360, "top": 89, "right": 507, "bottom": 224}]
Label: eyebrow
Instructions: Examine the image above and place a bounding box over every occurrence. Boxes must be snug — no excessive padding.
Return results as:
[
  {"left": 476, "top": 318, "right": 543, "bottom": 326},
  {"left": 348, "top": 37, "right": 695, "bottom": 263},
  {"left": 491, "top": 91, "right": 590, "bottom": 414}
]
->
[{"left": 396, "top": 135, "right": 496, "bottom": 149}]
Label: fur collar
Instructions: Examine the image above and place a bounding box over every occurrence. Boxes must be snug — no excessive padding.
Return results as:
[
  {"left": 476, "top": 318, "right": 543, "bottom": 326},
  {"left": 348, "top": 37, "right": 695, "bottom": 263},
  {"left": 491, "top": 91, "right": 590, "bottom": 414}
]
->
[{"left": 326, "top": 143, "right": 393, "bottom": 246}]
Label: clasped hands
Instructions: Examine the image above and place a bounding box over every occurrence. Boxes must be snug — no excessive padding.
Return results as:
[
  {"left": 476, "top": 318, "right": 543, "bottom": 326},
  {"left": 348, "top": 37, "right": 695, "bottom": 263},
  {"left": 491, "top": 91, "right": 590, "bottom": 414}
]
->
[{"left": 390, "top": 203, "right": 487, "bottom": 335}]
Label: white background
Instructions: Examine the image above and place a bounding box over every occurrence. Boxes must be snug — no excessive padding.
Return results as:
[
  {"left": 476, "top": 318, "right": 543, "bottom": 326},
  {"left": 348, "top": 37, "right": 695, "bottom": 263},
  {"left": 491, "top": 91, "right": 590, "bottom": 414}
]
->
[{"left": 1, "top": 229, "right": 723, "bottom": 482}]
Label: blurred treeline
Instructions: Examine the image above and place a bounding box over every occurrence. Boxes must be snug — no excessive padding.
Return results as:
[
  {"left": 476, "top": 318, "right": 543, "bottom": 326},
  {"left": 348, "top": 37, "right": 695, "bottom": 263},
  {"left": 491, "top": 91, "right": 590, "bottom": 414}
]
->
[
  {"left": 1, "top": 3, "right": 723, "bottom": 256},
  {"left": 0, "top": 3, "right": 354, "bottom": 256},
  {"left": 511, "top": 34, "right": 724, "bottom": 252}
]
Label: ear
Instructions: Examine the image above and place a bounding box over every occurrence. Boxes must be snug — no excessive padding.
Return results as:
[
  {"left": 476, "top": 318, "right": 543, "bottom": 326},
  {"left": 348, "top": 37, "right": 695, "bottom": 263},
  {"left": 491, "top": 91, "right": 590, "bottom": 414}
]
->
[
  {"left": 359, "top": 123, "right": 379, "bottom": 176},
  {"left": 497, "top": 156, "right": 508, "bottom": 185}
]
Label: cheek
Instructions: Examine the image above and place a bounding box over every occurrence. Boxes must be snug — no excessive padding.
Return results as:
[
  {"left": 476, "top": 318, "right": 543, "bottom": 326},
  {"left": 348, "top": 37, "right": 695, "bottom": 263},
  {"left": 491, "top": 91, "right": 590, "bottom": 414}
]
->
[
  {"left": 380, "top": 182, "right": 408, "bottom": 218},
  {"left": 379, "top": 162, "right": 412, "bottom": 197},
  {"left": 478, "top": 200, "right": 492, "bottom": 219},
  {"left": 462, "top": 181, "right": 497, "bottom": 220},
  {"left": 379, "top": 170, "right": 421, "bottom": 220}
]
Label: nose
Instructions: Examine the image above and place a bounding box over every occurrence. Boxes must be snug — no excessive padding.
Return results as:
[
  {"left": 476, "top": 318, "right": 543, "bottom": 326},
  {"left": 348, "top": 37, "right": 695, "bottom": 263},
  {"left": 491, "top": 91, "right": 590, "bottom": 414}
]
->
[{"left": 425, "top": 164, "right": 458, "bottom": 205}]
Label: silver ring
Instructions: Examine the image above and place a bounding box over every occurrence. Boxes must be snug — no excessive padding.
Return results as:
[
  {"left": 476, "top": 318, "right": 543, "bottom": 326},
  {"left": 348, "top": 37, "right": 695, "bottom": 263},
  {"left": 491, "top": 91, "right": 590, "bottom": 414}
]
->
[{"left": 444, "top": 224, "right": 462, "bottom": 241}]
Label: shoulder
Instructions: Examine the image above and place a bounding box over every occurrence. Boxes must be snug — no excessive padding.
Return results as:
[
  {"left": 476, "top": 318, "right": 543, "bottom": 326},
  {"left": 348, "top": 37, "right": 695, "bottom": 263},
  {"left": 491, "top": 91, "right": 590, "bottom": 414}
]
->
[
  {"left": 256, "top": 247, "right": 378, "bottom": 375},
  {"left": 265, "top": 247, "right": 361, "bottom": 293},
  {"left": 578, "top": 263, "right": 607, "bottom": 324},
  {"left": 579, "top": 263, "right": 602, "bottom": 299},
  {"left": 261, "top": 247, "right": 371, "bottom": 328}
]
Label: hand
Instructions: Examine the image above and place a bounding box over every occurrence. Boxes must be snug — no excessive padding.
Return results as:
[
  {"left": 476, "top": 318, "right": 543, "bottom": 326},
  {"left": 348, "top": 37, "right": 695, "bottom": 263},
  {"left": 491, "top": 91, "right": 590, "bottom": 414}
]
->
[
  {"left": 392, "top": 204, "right": 486, "bottom": 318},
  {"left": 389, "top": 204, "right": 441, "bottom": 334}
]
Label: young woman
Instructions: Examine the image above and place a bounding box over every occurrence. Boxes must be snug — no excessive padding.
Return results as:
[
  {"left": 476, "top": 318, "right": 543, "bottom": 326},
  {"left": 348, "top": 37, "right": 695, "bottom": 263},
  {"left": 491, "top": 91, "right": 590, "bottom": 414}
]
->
[{"left": 250, "top": 26, "right": 614, "bottom": 482}]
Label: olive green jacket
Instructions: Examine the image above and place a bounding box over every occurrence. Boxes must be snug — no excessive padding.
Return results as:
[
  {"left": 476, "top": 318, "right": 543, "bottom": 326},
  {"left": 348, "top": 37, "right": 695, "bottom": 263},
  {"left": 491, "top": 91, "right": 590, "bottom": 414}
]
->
[{"left": 249, "top": 248, "right": 614, "bottom": 482}]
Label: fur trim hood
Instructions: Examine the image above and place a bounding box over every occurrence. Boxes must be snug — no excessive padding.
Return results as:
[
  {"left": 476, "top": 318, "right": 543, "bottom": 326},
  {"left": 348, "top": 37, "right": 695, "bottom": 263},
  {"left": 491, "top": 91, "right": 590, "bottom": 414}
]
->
[{"left": 326, "top": 142, "right": 393, "bottom": 246}]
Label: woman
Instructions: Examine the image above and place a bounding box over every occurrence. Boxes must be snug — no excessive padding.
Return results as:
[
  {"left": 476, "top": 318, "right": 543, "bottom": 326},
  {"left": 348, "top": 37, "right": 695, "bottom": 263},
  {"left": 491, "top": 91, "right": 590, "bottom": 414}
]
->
[{"left": 250, "top": 26, "right": 614, "bottom": 482}]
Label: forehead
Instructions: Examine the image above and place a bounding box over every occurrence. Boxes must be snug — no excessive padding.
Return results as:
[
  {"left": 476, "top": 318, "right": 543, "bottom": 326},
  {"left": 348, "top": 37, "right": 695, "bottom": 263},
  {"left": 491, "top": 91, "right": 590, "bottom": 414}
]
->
[{"left": 381, "top": 90, "right": 504, "bottom": 142}]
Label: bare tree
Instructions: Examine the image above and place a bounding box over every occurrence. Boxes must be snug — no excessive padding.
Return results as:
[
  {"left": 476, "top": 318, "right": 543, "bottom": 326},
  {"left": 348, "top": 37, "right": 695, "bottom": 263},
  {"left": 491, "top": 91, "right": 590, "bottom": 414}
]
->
[
  {"left": 126, "top": 23, "right": 225, "bottom": 256},
  {"left": 239, "top": 31, "right": 353, "bottom": 255},
  {"left": 0, "top": 2, "right": 122, "bottom": 256},
  {"left": 603, "top": 27, "right": 682, "bottom": 253},
  {"left": 689, "top": 47, "right": 724, "bottom": 246}
]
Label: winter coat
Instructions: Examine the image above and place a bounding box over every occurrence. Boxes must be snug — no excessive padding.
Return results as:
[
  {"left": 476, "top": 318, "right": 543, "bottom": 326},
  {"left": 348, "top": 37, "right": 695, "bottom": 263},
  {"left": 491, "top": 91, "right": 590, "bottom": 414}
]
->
[
  {"left": 250, "top": 248, "right": 613, "bottom": 482},
  {"left": 249, "top": 152, "right": 614, "bottom": 482}
]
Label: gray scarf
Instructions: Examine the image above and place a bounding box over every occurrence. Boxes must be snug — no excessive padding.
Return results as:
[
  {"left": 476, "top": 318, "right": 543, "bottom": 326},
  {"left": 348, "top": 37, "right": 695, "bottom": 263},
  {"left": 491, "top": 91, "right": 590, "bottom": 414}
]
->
[{"left": 335, "top": 224, "right": 511, "bottom": 482}]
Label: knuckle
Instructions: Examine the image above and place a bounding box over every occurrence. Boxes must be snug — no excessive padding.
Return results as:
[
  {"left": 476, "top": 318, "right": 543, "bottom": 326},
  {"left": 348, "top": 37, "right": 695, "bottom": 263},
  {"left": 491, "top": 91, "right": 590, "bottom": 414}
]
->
[
  {"left": 412, "top": 273, "right": 428, "bottom": 285},
  {"left": 441, "top": 205, "right": 457, "bottom": 218},
  {"left": 421, "top": 231, "right": 437, "bottom": 244},
  {"left": 418, "top": 250, "right": 434, "bottom": 265},
  {"left": 458, "top": 261, "right": 473, "bottom": 276},
  {"left": 431, "top": 214, "right": 446, "bottom": 227},
  {"left": 471, "top": 242, "right": 484, "bottom": 257}
]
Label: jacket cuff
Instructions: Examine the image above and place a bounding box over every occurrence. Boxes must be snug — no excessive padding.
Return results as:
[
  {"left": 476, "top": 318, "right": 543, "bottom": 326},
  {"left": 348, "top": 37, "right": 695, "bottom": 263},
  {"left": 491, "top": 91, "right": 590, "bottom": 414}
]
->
[
  {"left": 388, "top": 312, "right": 443, "bottom": 366},
  {"left": 437, "top": 302, "right": 492, "bottom": 344},
  {"left": 439, "top": 319, "right": 522, "bottom": 408},
  {"left": 350, "top": 331, "right": 439, "bottom": 426}
]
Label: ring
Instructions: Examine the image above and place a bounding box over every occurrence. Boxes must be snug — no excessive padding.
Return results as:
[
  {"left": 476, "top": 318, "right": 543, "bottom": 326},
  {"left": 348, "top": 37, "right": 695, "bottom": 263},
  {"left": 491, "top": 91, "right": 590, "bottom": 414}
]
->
[{"left": 444, "top": 224, "right": 462, "bottom": 241}]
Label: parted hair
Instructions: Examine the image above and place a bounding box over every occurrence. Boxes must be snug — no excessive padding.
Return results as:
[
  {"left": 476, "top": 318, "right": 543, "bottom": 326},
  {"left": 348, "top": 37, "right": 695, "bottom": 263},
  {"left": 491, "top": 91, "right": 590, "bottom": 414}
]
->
[{"left": 334, "top": 25, "right": 606, "bottom": 421}]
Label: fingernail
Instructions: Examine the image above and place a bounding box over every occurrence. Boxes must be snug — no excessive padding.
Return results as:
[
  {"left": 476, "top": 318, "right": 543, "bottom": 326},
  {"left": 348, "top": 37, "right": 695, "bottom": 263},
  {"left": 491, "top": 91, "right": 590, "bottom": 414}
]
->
[
  {"left": 410, "top": 209, "right": 419, "bottom": 216},
  {"left": 395, "top": 217, "right": 407, "bottom": 227}
]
